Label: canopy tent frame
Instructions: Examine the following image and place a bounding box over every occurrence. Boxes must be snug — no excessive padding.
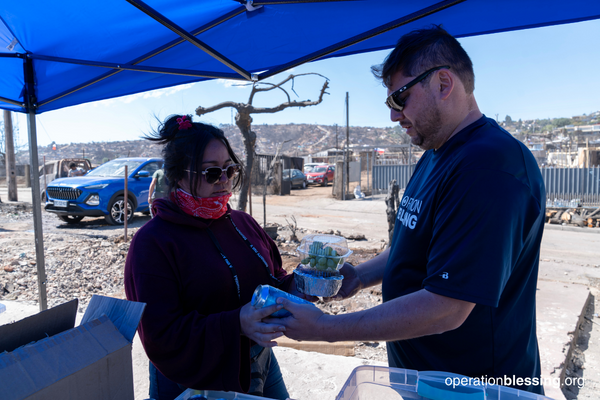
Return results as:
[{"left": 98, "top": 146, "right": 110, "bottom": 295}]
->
[
  {"left": 12, "top": 0, "right": 469, "bottom": 311},
  {"left": 0, "top": 0, "right": 598, "bottom": 311},
  {"left": 1, "top": 0, "right": 468, "bottom": 113}
]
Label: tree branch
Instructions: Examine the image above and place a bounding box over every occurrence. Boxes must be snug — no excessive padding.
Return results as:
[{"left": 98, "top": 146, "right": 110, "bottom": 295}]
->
[
  {"left": 245, "top": 79, "right": 329, "bottom": 114},
  {"left": 248, "top": 72, "right": 329, "bottom": 104},
  {"left": 195, "top": 101, "right": 241, "bottom": 116},
  {"left": 248, "top": 82, "right": 290, "bottom": 104}
]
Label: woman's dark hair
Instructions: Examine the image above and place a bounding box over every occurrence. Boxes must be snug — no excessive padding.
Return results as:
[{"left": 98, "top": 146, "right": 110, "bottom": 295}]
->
[
  {"left": 145, "top": 114, "right": 244, "bottom": 198},
  {"left": 372, "top": 25, "right": 475, "bottom": 94}
]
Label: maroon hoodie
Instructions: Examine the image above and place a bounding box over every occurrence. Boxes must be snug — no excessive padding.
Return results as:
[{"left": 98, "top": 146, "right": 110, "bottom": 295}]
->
[{"left": 124, "top": 198, "right": 293, "bottom": 392}]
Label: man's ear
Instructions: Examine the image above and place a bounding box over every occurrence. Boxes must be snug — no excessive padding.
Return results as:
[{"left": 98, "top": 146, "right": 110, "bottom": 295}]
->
[{"left": 437, "top": 69, "right": 454, "bottom": 100}]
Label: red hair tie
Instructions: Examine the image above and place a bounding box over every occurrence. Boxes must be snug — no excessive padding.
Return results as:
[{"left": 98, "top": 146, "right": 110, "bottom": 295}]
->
[{"left": 177, "top": 116, "right": 193, "bottom": 130}]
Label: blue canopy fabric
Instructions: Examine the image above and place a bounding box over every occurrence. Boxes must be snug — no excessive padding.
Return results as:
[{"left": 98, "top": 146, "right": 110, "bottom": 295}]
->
[{"left": 1, "top": 0, "right": 599, "bottom": 115}]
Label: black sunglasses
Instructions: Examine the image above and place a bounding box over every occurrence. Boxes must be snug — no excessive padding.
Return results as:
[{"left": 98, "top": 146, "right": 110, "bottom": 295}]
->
[
  {"left": 185, "top": 164, "right": 240, "bottom": 184},
  {"left": 385, "top": 66, "right": 450, "bottom": 112}
]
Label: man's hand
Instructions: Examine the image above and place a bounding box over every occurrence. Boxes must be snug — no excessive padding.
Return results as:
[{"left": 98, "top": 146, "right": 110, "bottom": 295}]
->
[
  {"left": 287, "top": 279, "right": 319, "bottom": 303},
  {"left": 240, "top": 302, "right": 286, "bottom": 348},
  {"left": 269, "top": 298, "right": 329, "bottom": 342},
  {"left": 323, "top": 263, "right": 363, "bottom": 302}
]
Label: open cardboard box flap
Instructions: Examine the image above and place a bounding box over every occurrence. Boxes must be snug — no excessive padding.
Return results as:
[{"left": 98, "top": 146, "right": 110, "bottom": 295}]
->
[{"left": 0, "top": 295, "right": 145, "bottom": 400}]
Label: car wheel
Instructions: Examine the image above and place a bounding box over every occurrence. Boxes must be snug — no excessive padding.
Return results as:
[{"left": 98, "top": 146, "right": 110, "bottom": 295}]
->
[
  {"left": 58, "top": 215, "right": 84, "bottom": 224},
  {"left": 105, "top": 196, "right": 134, "bottom": 225},
  {"left": 302, "top": 180, "right": 307, "bottom": 189},
  {"left": 322, "top": 178, "right": 328, "bottom": 187}
]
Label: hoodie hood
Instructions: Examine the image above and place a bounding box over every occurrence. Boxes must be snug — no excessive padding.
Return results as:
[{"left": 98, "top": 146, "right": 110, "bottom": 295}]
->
[{"left": 152, "top": 198, "right": 230, "bottom": 229}]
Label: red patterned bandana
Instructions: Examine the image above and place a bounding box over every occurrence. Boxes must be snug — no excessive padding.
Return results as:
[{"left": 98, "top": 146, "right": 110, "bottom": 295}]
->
[{"left": 172, "top": 188, "right": 231, "bottom": 219}]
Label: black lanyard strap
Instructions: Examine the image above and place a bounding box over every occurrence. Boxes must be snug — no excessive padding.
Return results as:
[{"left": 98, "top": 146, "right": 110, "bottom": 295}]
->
[
  {"left": 205, "top": 215, "right": 280, "bottom": 302},
  {"left": 227, "top": 215, "right": 280, "bottom": 285},
  {"left": 206, "top": 227, "right": 242, "bottom": 301}
]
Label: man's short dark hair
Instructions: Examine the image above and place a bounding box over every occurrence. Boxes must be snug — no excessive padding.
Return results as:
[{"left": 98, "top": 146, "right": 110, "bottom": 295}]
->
[
  {"left": 69, "top": 162, "right": 76, "bottom": 168},
  {"left": 372, "top": 25, "right": 475, "bottom": 94}
]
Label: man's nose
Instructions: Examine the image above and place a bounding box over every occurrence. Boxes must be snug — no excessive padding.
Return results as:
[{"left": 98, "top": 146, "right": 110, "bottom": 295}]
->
[{"left": 390, "top": 108, "right": 404, "bottom": 122}]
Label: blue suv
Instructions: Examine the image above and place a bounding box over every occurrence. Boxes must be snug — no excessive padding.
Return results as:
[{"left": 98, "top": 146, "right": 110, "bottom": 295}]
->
[{"left": 45, "top": 157, "right": 163, "bottom": 225}]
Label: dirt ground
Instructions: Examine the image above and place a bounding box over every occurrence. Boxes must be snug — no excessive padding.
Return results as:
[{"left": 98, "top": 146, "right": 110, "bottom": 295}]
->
[
  {"left": 4, "top": 184, "right": 600, "bottom": 397},
  {"left": 0, "top": 184, "right": 389, "bottom": 363}
]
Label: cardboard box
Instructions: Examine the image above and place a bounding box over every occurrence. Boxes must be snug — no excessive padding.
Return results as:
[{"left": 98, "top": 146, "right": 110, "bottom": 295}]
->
[{"left": 0, "top": 295, "right": 145, "bottom": 400}]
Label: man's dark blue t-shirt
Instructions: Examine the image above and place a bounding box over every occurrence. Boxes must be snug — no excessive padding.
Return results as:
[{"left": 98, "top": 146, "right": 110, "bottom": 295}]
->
[{"left": 382, "top": 116, "right": 545, "bottom": 393}]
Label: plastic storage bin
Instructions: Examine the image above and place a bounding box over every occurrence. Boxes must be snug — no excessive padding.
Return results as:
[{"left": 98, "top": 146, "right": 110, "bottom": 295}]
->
[
  {"left": 174, "top": 388, "right": 265, "bottom": 400},
  {"left": 336, "top": 366, "right": 554, "bottom": 400}
]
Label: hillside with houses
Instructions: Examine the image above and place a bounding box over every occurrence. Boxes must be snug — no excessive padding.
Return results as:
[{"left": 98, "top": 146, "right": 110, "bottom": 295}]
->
[
  {"left": 12, "top": 123, "right": 407, "bottom": 167},
  {"left": 5, "top": 110, "right": 600, "bottom": 170}
]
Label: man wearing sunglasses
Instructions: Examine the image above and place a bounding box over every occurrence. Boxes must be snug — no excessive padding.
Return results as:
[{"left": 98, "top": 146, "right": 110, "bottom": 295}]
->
[{"left": 276, "top": 25, "right": 546, "bottom": 395}]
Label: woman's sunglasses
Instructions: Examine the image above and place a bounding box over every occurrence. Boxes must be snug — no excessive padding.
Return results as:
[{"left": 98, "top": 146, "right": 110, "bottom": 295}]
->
[
  {"left": 185, "top": 164, "right": 240, "bottom": 184},
  {"left": 385, "top": 65, "right": 450, "bottom": 112}
]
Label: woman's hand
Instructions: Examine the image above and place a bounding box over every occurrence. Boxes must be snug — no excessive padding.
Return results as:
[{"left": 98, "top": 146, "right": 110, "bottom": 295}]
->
[
  {"left": 323, "top": 263, "right": 363, "bottom": 302},
  {"left": 240, "top": 302, "right": 287, "bottom": 348}
]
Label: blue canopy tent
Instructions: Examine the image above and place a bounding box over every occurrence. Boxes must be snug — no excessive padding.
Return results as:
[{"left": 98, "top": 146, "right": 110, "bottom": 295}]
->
[{"left": 1, "top": 0, "right": 599, "bottom": 309}]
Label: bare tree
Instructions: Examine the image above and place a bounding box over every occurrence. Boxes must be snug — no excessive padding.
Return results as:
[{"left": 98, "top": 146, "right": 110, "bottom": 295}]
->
[
  {"left": 195, "top": 73, "right": 329, "bottom": 211},
  {"left": 385, "top": 179, "right": 400, "bottom": 248}
]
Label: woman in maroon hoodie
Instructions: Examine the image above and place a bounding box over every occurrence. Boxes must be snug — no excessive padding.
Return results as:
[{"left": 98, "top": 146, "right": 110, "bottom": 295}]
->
[{"left": 125, "top": 115, "right": 300, "bottom": 400}]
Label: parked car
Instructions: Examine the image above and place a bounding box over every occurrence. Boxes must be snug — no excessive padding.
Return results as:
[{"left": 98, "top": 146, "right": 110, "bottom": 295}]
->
[
  {"left": 303, "top": 163, "right": 321, "bottom": 173},
  {"left": 305, "top": 164, "right": 335, "bottom": 186},
  {"left": 44, "top": 157, "right": 162, "bottom": 225},
  {"left": 283, "top": 169, "right": 308, "bottom": 189},
  {"left": 39, "top": 158, "right": 93, "bottom": 200}
]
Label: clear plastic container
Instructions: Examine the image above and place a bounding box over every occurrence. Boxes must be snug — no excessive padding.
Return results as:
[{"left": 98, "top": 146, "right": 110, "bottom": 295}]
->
[
  {"left": 296, "top": 234, "right": 353, "bottom": 273},
  {"left": 294, "top": 234, "right": 353, "bottom": 297},
  {"left": 175, "top": 388, "right": 264, "bottom": 400},
  {"left": 336, "top": 366, "right": 554, "bottom": 400}
]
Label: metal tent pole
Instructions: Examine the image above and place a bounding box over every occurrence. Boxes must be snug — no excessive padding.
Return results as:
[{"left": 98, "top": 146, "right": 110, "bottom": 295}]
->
[
  {"left": 27, "top": 110, "right": 48, "bottom": 311},
  {"left": 24, "top": 55, "right": 48, "bottom": 311}
]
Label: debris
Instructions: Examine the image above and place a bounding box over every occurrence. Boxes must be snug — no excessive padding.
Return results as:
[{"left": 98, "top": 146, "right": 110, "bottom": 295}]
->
[
  {"left": 343, "top": 233, "right": 366, "bottom": 241},
  {"left": 546, "top": 207, "right": 600, "bottom": 228},
  {"left": 585, "top": 316, "right": 600, "bottom": 327}
]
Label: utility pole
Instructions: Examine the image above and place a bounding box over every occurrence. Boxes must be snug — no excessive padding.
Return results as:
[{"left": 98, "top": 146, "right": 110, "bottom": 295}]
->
[
  {"left": 335, "top": 123, "right": 338, "bottom": 151},
  {"left": 3, "top": 110, "right": 18, "bottom": 201},
  {"left": 344, "top": 92, "right": 349, "bottom": 201}
]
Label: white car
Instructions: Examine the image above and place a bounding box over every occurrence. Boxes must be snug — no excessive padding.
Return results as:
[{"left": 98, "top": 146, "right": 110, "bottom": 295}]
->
[{"left": 303, "top": 163, "right": 322, "bottom": 173}]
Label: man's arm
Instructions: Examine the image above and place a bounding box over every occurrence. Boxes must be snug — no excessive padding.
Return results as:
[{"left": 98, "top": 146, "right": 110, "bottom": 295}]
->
[
  {"left": 355, "top": 247, "right": 389, "bottom": 287},
  {"left": 277, "top": 288, "right": 475, "bottom": 342},
  {"left": 148, "top": 177, "right": 157, "bottom": 203},
  {"left": 328, "top": 248, "right": 389, "bottom": 300}
]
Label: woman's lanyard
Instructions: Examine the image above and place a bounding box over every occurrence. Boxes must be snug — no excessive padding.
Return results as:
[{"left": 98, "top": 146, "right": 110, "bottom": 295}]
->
[{"left": 205, "top": 215, "right": 280, "bottom": 302}]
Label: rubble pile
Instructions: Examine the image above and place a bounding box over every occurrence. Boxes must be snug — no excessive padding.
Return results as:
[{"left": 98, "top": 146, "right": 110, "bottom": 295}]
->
[
  {"left": 0, "top": 233, "right": 132, "bottom": 310},
  {"left": 546, "top": 207, "right": 600, "bottom": 228},
  {"left": 0, "top": 205, "right": 389, "bottom": 359}
]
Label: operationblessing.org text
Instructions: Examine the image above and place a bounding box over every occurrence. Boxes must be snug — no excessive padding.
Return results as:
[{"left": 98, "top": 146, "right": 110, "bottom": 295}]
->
[{"left": 444, "top": 375, "right": 585, "bottom": 390}]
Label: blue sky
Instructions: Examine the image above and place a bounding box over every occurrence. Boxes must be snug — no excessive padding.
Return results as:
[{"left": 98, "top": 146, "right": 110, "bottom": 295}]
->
[{"left": 12, "top": 18, "right": 600, "bottom": 148}]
